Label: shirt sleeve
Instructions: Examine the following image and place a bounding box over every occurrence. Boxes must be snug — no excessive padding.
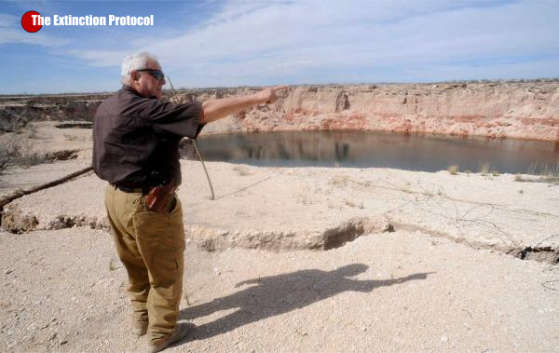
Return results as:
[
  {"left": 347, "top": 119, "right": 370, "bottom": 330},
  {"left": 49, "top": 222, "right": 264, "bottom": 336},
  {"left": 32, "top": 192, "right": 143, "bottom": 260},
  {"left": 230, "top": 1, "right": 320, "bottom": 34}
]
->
[{"left": 142, "top": 99, "right": 206, "bottom": 139}]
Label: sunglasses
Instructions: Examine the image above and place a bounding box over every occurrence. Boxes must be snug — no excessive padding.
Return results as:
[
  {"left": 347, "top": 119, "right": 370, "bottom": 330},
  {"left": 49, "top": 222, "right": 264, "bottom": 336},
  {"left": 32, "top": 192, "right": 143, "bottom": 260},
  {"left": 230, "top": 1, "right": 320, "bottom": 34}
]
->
[{"left": 136, "top": 68, "right": 165, "bottom": 81}]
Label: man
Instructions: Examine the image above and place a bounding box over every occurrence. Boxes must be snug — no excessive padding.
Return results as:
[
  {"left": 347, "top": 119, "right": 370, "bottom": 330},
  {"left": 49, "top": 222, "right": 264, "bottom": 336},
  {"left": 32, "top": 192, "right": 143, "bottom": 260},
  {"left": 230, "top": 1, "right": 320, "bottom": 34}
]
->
[{"left": 93, "top": 52, "right": 285, "bottom": 352}]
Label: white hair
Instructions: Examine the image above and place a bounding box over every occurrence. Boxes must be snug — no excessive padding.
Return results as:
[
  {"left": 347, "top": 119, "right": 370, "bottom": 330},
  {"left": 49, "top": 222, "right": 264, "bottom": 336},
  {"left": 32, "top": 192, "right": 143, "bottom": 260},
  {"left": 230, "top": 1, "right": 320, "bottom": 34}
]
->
[{"left": 121, "top": 52, "right": 160, "bottom": 85}]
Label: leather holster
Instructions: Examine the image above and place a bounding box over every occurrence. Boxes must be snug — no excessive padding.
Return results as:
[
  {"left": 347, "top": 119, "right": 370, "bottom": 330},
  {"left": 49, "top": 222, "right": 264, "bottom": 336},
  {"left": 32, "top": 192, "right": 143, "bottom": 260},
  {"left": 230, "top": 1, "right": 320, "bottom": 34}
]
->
[{"left": 145, "top": 183, "right": 177, "bottom": 213}]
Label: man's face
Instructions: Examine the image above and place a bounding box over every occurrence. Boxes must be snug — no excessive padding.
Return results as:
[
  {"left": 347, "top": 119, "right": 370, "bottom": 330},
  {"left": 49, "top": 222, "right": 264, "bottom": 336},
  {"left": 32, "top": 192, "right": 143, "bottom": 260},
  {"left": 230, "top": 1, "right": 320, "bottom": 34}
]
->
[{"left": 131, "top": 60, "right": 166, "bottom": 99}]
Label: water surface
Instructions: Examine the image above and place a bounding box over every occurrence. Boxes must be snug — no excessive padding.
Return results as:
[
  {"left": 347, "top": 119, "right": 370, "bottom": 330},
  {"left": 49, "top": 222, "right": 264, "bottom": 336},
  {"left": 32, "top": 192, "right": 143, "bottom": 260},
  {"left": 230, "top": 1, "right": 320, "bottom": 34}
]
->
[{"left": 184, "top": 131, "right": 559, "bottom": 174}]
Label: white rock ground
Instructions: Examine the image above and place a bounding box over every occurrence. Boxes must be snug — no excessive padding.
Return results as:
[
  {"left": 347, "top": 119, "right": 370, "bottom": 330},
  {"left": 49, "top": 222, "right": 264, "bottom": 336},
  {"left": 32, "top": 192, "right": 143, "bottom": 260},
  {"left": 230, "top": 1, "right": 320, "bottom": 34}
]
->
[
  {"left": 0, "top": 122, "right": 558, "bottom": 352},
  {"left": 4, "top": 160, "right": 558, "bottom": 255},
  {"left": 1, "top": 228, "right": 558, "bottom": 353}
]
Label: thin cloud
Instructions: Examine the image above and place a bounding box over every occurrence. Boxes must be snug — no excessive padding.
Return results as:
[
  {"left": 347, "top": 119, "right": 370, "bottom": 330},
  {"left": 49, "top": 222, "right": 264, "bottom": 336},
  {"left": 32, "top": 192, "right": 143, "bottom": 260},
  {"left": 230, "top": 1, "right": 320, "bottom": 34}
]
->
[
  {"left": 0, "top": 14, "right": 19, "bottom": 27},
  {"left": 47, "top": 0, "right": 559, "bottom": 86},
  {"left": 66, "top": 48, "right": 128, "bottom": 67},
  {"left": 167, "top": 1, "right": 558, "bottom": 85},
  {"left": 9, "top": 0, "right": 64, "bottom": 15},
  {"left": 0, "top": 12, "right": 69, "bottom": 46}
]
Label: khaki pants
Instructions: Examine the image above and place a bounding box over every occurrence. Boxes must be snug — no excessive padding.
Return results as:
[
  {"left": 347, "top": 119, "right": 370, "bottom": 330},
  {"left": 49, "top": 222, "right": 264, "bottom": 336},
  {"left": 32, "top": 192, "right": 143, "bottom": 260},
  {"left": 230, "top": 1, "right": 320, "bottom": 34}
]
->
[{"left": 104, "top": 185, "right": 185, "bottom": 342}]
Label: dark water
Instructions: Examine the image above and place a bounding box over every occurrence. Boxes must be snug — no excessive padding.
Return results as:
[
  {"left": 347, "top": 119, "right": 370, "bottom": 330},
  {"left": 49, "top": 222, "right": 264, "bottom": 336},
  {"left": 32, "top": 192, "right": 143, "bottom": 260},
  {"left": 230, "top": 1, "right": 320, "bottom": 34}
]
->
[{"left": 183, "top": 131, "right": 559, "bottom": 174}]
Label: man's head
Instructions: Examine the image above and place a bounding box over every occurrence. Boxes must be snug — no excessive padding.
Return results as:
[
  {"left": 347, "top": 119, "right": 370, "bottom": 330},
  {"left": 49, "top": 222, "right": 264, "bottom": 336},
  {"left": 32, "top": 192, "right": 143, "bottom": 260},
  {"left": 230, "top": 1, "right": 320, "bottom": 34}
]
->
[{"left": 121, "top": 52, "right": 166, "bottom": 99}]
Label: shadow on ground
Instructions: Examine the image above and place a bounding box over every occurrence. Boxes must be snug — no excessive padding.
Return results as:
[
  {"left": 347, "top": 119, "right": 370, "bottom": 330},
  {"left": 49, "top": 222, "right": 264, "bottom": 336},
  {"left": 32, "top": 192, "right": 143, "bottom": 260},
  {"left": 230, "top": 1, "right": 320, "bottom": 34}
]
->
[{"left": 180, "top": 264, "right": 432, "bottom": 342}]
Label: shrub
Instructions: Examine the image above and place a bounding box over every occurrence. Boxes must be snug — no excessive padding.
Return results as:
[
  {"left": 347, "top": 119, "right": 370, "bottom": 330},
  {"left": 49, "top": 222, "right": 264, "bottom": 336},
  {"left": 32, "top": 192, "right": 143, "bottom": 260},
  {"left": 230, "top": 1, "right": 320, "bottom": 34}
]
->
[
  {"left": 448, "top": 165, "right": 459, "bottom": 175},
  {"left": 479, "top": 162, "right": 492, "bottom": 176},
  {"left": 0, "top": 130, "right": 48, "bottom": 171},
  {"left": 233, "top": 165, "right": 251, "bottom": 176}
]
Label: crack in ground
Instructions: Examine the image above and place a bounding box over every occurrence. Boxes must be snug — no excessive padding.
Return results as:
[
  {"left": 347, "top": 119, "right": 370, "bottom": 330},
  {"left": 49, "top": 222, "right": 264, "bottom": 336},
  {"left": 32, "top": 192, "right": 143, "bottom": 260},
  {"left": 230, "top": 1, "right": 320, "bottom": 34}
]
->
[
  {"left": 519, "top": 247, "right": 559, "bottom": 263},
  {"left": 1, "top": 210, "right": 392, "bottom": 252},
  {"left": 391, "top": 221, "right": 559, "bottom": 264},
  {"left": 2, "top": 204, "right": 556, "bottom": 262},
  {"left": 322, "top": 219, "right": 395, "bottom": 250},
  {"left": 55, "top": 122, "right": 92, "bottom": 129}
]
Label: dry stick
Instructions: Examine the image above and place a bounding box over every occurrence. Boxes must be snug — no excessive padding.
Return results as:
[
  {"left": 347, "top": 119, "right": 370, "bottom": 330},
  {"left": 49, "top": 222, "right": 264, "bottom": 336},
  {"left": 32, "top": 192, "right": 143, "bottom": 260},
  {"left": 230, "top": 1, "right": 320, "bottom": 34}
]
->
[
  {"left": 166, "top": 76, "right": 215, "bottom": 201},
  {"left": 0, "top": 166, "right": 94, "bottom": 208}
]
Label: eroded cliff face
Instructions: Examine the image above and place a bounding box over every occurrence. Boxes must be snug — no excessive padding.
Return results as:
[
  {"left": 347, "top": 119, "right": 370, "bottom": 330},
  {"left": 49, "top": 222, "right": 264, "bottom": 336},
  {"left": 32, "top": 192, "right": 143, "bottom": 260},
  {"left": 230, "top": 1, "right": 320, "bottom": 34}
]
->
[
  {"left": 0, "top": 94, "right": 110, "bottom": 132},
  {"left": 2, "top": 81, "right": 558, "bottom": 141},
  {"left": 196, "top": 82, "right": 559, "bottom": 142}
]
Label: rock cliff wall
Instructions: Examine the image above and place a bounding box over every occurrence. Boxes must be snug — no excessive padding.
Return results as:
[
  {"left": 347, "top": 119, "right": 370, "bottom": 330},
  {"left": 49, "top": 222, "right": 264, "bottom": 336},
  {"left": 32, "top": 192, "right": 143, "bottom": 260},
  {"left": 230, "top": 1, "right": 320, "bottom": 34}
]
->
[
  {"left": 0, "top": 94, "right": 110, "bottom": 132},
  {"left": 1, "top": 81, "right": 558, "bottom": 141},
  {"left": 197, "top": 82, "right": 559, "bottom": 142}
]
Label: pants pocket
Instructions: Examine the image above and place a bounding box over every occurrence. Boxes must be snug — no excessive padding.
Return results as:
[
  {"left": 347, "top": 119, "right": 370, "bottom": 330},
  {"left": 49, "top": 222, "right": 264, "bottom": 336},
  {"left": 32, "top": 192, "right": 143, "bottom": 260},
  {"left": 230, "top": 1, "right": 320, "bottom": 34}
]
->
[
  {"left": 149, "top": 251, "right": 182, "bottom": 287},
  {"left": 135, "top": 193, "right": 177, "bottom": 215}
]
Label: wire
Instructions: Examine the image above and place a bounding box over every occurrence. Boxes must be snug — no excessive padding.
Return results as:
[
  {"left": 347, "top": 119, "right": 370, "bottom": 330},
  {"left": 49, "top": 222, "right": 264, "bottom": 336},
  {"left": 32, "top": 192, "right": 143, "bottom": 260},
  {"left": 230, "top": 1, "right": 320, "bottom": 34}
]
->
[{"left": 166, "top": 76, "right": 215, "bottom": 200}]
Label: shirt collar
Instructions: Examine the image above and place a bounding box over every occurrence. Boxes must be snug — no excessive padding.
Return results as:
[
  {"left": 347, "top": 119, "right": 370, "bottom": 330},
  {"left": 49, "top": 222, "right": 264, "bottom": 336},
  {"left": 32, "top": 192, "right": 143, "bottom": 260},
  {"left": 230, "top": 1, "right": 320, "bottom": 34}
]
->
[
  {"left": 121, "top": 85, "right": 158, "bottom": 100},
  {"left": 121, "top": 85, "right": 140, "bottom": 96}
]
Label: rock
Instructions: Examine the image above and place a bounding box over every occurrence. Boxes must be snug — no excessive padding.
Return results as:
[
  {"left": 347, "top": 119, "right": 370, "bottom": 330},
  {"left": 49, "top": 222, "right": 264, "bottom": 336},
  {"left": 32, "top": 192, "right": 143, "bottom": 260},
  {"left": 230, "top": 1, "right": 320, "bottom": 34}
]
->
[
  {"left": 201, "top": 82, "right": 559, "bottom": 142},
  {"left": 1, "top": 205, "right": 39, "bottom": 233},
  {"left": 2, "top": 83, "right": 558, "bottom": 142}
]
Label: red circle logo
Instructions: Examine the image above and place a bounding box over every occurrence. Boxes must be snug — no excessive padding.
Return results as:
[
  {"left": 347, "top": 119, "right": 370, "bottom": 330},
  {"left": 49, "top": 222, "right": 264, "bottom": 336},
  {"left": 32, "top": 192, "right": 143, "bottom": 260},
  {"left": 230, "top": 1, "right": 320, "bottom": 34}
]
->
[{"left": 21, "top": 11, "right": 43, "bottom": 33}]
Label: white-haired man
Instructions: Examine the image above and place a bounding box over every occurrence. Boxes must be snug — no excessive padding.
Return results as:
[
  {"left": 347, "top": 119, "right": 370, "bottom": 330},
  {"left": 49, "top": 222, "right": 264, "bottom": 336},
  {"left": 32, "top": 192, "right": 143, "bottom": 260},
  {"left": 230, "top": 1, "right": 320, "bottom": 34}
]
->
[{"left": 93, "top": 52, "right": 286, "bottom": 352}]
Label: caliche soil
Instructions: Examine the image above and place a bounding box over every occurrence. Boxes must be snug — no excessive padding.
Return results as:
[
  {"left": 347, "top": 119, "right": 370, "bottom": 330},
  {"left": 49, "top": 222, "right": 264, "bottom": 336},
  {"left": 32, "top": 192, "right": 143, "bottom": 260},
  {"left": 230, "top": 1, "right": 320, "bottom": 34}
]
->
[
  {"left": 0, "top": 227, "right": 558, "bottom": 353},
  {"left": 0, "top": 122, "right": 558, "bottom": 352}
]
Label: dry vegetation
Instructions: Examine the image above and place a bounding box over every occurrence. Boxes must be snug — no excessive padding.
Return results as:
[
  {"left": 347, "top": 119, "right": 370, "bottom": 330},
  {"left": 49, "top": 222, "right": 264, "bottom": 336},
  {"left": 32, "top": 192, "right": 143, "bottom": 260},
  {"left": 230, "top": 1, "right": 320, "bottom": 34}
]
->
[
  {"left": 0, "top": 126, "right": 46, "bottom": 171},
  {"left": 516, "top": 162, "right": 559, "bottom": 184},
  {"left": 447, "top": 165, "right": 459, "bottom": 175}
]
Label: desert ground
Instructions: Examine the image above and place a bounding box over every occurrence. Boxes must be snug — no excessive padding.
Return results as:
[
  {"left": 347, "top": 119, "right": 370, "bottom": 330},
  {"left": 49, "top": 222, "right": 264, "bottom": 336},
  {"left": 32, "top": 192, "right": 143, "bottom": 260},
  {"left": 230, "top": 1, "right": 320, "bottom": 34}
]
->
[{"left": 1, "top": 119, "right": 558, "bottom": 353}]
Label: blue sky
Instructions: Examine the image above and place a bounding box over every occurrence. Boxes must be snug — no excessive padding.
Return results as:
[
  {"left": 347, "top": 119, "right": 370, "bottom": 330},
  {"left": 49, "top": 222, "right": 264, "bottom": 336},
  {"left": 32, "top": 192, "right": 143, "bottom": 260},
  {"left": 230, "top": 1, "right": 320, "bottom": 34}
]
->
[{"left": 1, "top": 0, "right": 558, "bottom": 94}]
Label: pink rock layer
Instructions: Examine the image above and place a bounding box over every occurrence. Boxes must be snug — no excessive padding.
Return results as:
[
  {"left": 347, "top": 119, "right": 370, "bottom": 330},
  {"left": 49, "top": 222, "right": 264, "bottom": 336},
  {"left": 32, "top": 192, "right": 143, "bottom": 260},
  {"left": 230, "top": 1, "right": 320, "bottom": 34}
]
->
[
  {"left": 197, "top": 82, "right": 559, "bottom": 142},
  {"left": 2, "top": 81, "right": 557, "bottom": 142}
]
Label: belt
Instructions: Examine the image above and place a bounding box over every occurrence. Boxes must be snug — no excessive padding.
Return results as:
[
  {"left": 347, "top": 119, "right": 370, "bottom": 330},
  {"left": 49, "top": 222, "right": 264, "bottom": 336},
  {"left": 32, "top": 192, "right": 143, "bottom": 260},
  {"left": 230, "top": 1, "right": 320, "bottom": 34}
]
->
[{"left": 112, "top": 184, "right": 151, "bottom": 195}]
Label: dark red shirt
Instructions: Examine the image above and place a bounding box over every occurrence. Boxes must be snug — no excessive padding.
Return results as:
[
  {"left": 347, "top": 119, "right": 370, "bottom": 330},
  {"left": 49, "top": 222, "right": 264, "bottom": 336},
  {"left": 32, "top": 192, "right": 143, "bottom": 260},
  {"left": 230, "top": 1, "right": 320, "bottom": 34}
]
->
[{"left": 92, "top": 86, "right": 204, "bottom": 187}]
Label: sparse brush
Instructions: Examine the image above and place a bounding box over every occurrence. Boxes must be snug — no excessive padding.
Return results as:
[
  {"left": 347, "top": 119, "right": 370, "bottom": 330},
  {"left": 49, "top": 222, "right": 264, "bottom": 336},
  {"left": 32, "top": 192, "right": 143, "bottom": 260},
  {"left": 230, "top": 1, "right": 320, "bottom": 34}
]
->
[
  {"left": 515, "top": 174, "right": 523, "bottom": 182},
  {"left": 526, "top": 162, "right": 559, "bottom": 184},
  {"left": 0, "top": 133, "right": 49, "bottom": 170},
  {"left": 108, "top": 258, "right": 118, "bottom": 271},
  {"left": 527, "top": 162, "right": 537, "bottom": 175},
  {"left": 233, "top": 165, "right": 250, "bottom": 176},
  {"left": 544, "top": 175, "right": 559, "bottom": 184},
  {"left": 527, "top": 162, "right": 558, "bottom": 176},
  {"left": 479, "top": 162, "right": 492, "bottom": 176},
  {"left": 491, "top": 169, "right": 500, "bottom": 176},
  {"left": 448, "top": 165, "right": 459, "bottom": 175},
  {"left": 0, "top": 145, "right": 8, "bottom": 171},
  {"left": 329, "top": 175, "right": 349, "bottom": 187},
  {"left": 28, "top": 125, "right": 38, "bottom": 139},
  {"left": 1, "top": 113, "right": 27, "bottom": 133},
  {"left": 344, "top": 199, "right": 364, "bottom": 209}
]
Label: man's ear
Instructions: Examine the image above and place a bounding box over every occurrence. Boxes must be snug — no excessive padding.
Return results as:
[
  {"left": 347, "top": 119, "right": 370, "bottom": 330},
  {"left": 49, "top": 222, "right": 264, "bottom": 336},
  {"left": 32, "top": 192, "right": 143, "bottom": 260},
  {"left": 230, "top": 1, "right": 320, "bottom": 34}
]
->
[{"left": 131, "top": 71, "right": 139, "bottom": 84}]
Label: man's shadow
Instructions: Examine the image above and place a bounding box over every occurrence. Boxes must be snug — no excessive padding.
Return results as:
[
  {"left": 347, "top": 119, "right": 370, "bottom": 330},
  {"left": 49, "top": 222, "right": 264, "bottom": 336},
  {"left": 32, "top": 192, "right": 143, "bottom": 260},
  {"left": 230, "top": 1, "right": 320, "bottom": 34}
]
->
[{"left": 180, "top": 264, "right": 432, "bottom": 341}]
